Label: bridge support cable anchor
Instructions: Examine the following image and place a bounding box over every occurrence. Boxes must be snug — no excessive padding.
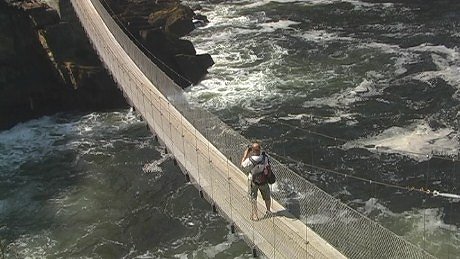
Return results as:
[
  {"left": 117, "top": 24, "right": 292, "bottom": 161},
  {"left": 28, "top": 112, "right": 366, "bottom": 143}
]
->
[
  {"left": 154, "top": 135, "right": 158, "bottom": 142},
  {"left": 212, "top": 203, "right": 218, "bottom": 214},
  {"left": 230, "top": 224, "right": 236, "bottom": 234},
  {"left": 199, "top": 189, "right": 204, "bottom": 199}
]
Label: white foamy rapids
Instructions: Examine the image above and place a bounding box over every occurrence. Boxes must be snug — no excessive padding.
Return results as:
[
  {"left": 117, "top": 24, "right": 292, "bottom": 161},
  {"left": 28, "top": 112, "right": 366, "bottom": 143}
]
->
[
  {"left": 303, "top": 78, "right": 381, "bottom": 111},
  {"left": 409, "top": 44, "right": 460, "bottom": 91},
  {"left": 0, "top": 110, "right": 142, "bottom": 172},
  {"left": 186, "top": 5, "right": 303, "bottom": 111},
  {"left": 363, "top": 42, "right": 418, "bottom": 76},
  {"left": 258, "top": 20, "right": 301, "bottom": 33},
  {"left": 318, "top": 40, "right": 457, "bottom": 90},
  {"left": 185, "top": 54, "right": 287, "bottom": 111},
  {"left": 295, "top": 29, "right": 414, "bottom": 78},
  {"left": 189, "top": 3, "right": 386, "bottom": 112},
  {"left": 0, "top": 116, "right": 75, "bottom": 172},
  {"left": 358, "top": 198, "right": 459, "bottom": 233},
  {"left": 74, "top": 108, "right": 140, "bottom": 136},
  {"left": 358, "top": 197, "right": 398, "bottom": 217},
  {"left": 7, "top": 231, "right": 57, "bottom": 258},
  {"left": 355, "top": 198, "right": 459, "bottom": 256},
  {"left": 169, "top": 230, "right": 244, "bottom": 258},
  {"left": 142, "top": 146, "right": 173, "bottom": 174},
  {"left": 188, "top": 1, "right": 457, "bottom": 114},
  {"left": 279, "top": 111, "right": 359, "bottom": 126},
  {"left": 343, "top": 120, "right": 459, "bottom": 161},
  {"left": 365, "top": 43, "right": 460, "bottom": 90},
  {"left": 192, "top": 3, "right": 253, "bottom": 32},
  {"left": 297, "top": 29, "right": 355, "bottom": 43},
  {"left": 199, "top": 32, "right": 407, "bottom": 112},
  {"left": 242, "top": 0, "right": 393, "bottom": 9}
]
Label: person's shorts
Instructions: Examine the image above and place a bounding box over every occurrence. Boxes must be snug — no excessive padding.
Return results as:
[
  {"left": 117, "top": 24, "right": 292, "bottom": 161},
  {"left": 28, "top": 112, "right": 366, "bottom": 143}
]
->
[{"left": 250, "top": 182, "right": 270, "bottom": 201}]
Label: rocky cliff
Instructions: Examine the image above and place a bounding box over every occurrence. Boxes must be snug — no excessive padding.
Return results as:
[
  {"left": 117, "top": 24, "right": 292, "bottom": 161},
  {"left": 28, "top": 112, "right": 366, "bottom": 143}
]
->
[
  {"left": 102, "top": 0, "right": 213, "bottom": 87},
  {"left": 0, "top": 0, "right": 213, "bottom": 130}
]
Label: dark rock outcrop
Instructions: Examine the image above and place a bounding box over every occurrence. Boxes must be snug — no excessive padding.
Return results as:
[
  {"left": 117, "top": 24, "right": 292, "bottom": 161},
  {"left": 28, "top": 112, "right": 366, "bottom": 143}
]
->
[
  {"left": 105, "top": 0, "right": 213, "bottom": 87},
  {"left": 175, "top": 54, "right": 214, "bottom": 85},
  {"left": 148, "top": 5, "right": 195, "bottom": 37},
  {"left": 0, "top": 0, "right": 127, "bottom": 130},
  {"left": 0, "top": 0, "right": 213, "bottom": 130}
]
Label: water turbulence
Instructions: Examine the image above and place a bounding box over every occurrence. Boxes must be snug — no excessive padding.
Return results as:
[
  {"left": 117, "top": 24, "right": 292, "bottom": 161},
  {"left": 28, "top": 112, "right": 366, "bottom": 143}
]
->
[
  {"left": 1, "top": 0, "right": 459, "bottom": 257},
  {"left": 0, "top": 110, "right": 250, "bottom": 258},
  {"left": 184, "top": 0, "right": 460, "bottom": 257}
]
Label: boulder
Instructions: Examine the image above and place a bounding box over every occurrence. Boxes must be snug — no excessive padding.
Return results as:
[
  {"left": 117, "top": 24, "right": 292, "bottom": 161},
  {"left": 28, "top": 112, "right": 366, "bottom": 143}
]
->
[
  {"left": 140, "top": 28, "right": 211, "bottom": 87},
  {"left": 1, "top": 0, "right": 215, "bottom": 130},
  {"left": 148, "top": 5, "right": 195, "bottom": 37},
  {"left": 0, "top": 0, "right": 127, "bottom": 130},
  {"left": 111, "top": 0, "right": 214, "bottom": 87},
  {"left": 140, "top": 28, "right": 196, "bottom": 56},
  {"left": 174, "top": 54, "right": 214, "bottom": 85}
]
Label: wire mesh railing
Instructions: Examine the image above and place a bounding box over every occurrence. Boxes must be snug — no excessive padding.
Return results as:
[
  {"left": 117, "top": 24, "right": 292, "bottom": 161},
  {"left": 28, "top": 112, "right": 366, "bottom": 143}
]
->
[{"left": 71, "top": 0, "right": 436, "bottom": 258}]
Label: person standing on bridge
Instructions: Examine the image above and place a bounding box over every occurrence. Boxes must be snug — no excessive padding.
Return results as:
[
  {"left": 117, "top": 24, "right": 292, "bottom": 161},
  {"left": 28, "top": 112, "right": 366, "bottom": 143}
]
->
[{"left": 241, "top": 142, "right": 271, "bottom": 221}]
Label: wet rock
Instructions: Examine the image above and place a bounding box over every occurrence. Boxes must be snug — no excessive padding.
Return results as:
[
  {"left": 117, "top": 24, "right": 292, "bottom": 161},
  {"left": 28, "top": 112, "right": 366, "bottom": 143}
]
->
[
  {"left": 174, "top": 54, "right": 214, "bottom": 85},
  {"left": 25, "top": 3, "right": 60, "bottom": 28},
  {"left": 140, "top": 28, "right": 213, "bottom": 86},
  {"left": 1, "top": 0, "right": 214, "bottom": 130},
  {"left": 148, "top": 5, "right": 195, "bottom": 37},
  {"left": 192, "top": 13, "right": 209, "bottom": 28},
  {"left": 140, "top": 29, "right": 196, "bottom": 56},
  {"left": 0, "top": 0, "right": 126, "bottom": 130}
]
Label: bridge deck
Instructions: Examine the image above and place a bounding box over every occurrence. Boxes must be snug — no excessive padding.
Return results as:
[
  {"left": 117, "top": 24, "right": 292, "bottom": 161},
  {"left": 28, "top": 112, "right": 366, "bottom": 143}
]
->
[{"left": 72, "top": 0, "right": 346, "bottom": 258}]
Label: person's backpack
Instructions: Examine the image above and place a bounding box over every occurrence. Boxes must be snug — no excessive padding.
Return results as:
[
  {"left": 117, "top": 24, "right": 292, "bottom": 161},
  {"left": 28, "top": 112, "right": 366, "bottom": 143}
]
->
[
  {"left": 249, "top": 152, "right": 276, "bottom": 185},
  {"left": 264, "top": 156, "right": 276, "bottom": 184}
]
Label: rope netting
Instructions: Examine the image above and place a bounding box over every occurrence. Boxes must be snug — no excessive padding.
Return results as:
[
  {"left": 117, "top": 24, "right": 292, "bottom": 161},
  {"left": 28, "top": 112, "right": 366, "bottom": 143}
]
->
[{"left": 71, "top": 0, "right": 438, "bottom": 258}]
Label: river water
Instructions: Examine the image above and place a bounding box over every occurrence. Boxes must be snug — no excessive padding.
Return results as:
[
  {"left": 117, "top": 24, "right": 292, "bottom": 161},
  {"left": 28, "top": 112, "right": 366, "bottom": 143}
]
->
[{"left": 2, "top": 0, "right": 460, "bottom": 258}]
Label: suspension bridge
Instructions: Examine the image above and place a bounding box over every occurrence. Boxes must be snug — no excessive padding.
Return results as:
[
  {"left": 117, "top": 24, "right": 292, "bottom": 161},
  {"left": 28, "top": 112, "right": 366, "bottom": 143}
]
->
[{"left": 70, "top": 0, "right": 436, "bottom": 257}]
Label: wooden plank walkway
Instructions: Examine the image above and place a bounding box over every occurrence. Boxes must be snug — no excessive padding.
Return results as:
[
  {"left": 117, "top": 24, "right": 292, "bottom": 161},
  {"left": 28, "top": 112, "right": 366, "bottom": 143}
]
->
[{"left": 72, "top": 1, "right": 347, "bottom": 258}]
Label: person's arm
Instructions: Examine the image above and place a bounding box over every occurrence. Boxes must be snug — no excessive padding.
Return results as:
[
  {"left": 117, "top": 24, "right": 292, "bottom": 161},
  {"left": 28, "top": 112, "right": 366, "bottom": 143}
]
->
[{"left": 241, "top": 146, "right": 251, "bottom": 167}]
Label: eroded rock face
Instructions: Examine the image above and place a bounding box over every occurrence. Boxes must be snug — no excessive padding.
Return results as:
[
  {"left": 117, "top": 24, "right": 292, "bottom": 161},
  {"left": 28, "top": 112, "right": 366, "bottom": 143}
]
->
[
  {"left": 0, "top": 0, "right": 126, "bottom": 130},
  {"left": 0, "top": 0, "right": 213, "bottom": 130},
  {"left": 148, "top": 5, "right": 195, "bottom": 37},
  {"left": 175, "top": 54, "right": 214, "bottom": 85},
  {"left": 106, "top": 0, "right": 213, "bottom": 87}
]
